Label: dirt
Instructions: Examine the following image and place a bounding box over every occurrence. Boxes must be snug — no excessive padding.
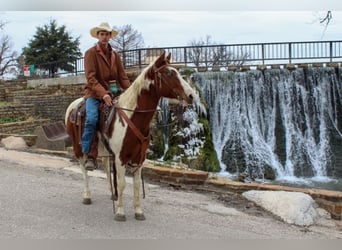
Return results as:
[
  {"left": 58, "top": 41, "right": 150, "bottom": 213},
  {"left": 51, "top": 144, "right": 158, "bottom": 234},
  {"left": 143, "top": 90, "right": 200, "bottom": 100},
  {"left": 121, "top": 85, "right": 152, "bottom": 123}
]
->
[{"left": 149, "top": 180, "right": 281, "bottom": 220}]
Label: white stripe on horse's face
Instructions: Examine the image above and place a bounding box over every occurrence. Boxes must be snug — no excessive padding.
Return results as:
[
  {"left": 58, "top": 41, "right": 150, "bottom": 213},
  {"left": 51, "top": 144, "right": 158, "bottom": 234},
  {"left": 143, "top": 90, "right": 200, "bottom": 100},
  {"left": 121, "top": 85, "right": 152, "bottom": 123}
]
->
[
  {"left": 178, "top": 71, "right": 195, "bottom": 100},
  {"left": 171, "top": 69, "right": 196, "bottom": 105}
]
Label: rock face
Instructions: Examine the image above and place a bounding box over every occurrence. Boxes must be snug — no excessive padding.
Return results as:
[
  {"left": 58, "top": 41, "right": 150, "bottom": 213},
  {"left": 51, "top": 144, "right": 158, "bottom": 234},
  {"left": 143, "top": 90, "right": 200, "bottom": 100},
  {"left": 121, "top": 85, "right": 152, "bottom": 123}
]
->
[
  {"left": 242, "top": 190, "right": 319, "bottom": 226},
  {"left": 1, "top": 136, "right": 28, "bottom": 150}
]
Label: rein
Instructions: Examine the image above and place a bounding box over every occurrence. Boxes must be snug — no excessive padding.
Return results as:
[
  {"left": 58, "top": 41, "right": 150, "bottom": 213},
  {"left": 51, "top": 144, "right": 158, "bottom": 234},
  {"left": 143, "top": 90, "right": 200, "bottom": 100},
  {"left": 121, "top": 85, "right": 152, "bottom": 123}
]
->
[
  {"left": 114, "top": 103, "right": 150, "bottom": 167},
  {"left": 114, "top": 104, "right": 183, "bottom": 128},
  {"left": 117, "top": 106, "right": 158, "bottom": 113}
]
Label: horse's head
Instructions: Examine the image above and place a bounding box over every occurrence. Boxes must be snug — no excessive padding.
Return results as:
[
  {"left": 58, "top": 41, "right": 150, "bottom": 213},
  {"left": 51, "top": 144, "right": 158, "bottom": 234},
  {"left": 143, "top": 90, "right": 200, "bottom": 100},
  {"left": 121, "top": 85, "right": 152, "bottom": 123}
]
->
[{"left": 146, "top": 51, "right": 195, "bottom": 105}]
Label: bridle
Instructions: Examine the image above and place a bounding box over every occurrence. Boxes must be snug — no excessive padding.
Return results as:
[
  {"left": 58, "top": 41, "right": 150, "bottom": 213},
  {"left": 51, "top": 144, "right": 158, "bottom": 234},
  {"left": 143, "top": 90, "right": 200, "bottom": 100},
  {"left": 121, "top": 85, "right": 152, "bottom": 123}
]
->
[
  {"left": 113, "top": 62, "right": 188, "bottom": 115},
  {"left": 152, "top": 63, "right": 187, "bottom": 104}
]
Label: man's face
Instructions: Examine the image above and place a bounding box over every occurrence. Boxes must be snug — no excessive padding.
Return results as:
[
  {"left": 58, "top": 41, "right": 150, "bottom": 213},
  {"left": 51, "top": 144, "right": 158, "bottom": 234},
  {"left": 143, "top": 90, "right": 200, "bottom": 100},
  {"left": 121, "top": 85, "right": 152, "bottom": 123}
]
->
[{"left": 97, "top": 31, "right": 111, "bottom": 44}]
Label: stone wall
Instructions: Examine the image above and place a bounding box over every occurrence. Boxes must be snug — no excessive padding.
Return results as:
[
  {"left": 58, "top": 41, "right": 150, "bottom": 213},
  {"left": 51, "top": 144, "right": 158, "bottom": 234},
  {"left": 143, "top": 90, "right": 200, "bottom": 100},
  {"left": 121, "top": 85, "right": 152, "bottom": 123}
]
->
[
  {"left": 0, "top": 80, "right": 84, "bottom": 136},
  {"left": 0, "top": 119, "right": 50, "bottom": 134},
  {"left": 0, "top": 104, "right": 35, "bottom": 119},
  {"left": 18, "top": 94, "right": 82, "bottom": 122},
  {"left": 0, "top": 81, "right": 28, "bottom": 102},
  {"left": 143, "top": 162, "right": 209, "bottom": 185},
  {"left": 9, "top": 84, "right": 84, "bottom": 122}
]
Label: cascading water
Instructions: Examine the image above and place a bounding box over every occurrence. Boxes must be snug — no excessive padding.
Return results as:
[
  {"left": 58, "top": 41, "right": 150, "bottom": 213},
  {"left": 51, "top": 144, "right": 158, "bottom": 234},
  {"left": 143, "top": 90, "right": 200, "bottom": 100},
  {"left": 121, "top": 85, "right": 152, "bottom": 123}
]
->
[
  {"left": 157, "top": 98, "right": 170, "bottom": 161},
  {"left": 193, "top": 67, "right": 342, "bottom": 181},
  {"left": 156, "top": 96, "right": 207, "bottom": 162}
]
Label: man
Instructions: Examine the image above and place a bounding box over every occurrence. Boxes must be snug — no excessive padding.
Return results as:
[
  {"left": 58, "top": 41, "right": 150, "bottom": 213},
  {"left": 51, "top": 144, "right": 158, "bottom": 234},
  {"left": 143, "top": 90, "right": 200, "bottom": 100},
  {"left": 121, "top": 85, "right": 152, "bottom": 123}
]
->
[{"left": 82, "top": 22, "right": 131, "bottom": 170}]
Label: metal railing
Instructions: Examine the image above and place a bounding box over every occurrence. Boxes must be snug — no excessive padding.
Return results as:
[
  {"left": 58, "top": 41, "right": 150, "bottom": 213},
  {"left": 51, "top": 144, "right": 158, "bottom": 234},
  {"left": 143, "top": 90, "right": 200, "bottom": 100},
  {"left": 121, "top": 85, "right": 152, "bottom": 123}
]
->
[{"left": 31, "top": 40, "right": 342, "bottom": 77}]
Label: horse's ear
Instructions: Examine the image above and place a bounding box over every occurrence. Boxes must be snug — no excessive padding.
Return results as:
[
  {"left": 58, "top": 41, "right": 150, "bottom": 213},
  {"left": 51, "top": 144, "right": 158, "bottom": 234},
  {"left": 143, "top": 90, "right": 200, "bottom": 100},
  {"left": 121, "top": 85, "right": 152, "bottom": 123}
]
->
[
  {"left": 166, "top": 53, "right": 171, "bottom": 63},
  {"left": 154, "top": 50, "right": 167, "bottom": 67}
]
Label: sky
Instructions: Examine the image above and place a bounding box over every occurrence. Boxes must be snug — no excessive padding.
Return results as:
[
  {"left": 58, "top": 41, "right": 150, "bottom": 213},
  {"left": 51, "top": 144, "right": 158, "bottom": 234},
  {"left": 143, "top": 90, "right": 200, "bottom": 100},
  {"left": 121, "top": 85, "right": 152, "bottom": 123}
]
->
[{"left": 0, "top": 1, "right": 342, "bottom": 55}]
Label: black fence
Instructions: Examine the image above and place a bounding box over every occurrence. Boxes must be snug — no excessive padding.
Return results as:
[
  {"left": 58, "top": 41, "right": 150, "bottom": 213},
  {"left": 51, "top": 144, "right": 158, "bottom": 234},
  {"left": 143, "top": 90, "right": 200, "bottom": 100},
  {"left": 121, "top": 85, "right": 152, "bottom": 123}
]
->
[{"left": 31, "top": 40, "right": 342, "bottom": 78}]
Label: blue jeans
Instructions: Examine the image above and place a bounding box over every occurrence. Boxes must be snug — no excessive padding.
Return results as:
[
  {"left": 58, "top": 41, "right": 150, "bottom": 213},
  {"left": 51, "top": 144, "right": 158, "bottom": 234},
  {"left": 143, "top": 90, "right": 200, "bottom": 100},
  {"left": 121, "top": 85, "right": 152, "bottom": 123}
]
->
[{"left": 81, "top": 97, "right": 100, "bottom": 154}]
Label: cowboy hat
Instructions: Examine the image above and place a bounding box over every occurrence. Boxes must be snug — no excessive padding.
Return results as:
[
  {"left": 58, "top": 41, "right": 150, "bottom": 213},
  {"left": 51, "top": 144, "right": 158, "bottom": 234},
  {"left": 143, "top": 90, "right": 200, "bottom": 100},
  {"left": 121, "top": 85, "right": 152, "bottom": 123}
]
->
[{"left": 90, "top": 22, "right": 118, "bottom": 39}]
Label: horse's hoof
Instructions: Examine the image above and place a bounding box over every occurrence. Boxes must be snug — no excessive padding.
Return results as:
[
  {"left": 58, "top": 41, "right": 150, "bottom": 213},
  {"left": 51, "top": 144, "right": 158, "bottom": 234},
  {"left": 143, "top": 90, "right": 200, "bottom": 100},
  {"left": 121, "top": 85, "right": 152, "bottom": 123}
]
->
[
  {"left": 135, "top": 213, "right": 146, "bottom": 221},
  {"left": 114, "top": 214, "right": 126, "bottom": 222},
  {"left": 111, "top": 194, "right": 118, "bottom": 201},
  {"left": 82, "top": 198, "right": 92, "bottom": 205}
]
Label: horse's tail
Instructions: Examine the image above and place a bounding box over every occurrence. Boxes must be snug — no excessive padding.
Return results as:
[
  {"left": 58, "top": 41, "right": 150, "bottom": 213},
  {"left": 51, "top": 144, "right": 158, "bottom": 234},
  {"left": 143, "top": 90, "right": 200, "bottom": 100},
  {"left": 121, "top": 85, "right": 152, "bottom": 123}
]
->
[
  {"left": 65, "top": 97, "right": 84, "bottom": 125},
  {"left": 65, "top": 97, "right": 85, "bottom": 159}
]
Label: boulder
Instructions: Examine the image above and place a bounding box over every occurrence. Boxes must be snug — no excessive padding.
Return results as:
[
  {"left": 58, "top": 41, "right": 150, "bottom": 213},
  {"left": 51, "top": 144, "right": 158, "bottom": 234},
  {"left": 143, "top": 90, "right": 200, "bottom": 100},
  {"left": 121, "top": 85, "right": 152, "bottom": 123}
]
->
[
  {"left": 1, "top": 136, "right": 28, "bottom": 150},
  {"left": 242, "top": 190, "right": 319, "bottom": 226}
]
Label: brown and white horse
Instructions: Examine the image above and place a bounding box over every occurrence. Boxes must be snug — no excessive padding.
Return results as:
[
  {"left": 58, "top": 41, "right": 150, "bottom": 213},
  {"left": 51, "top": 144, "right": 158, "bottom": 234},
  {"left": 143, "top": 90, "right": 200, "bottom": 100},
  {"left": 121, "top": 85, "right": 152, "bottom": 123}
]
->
[{"left": 65, "top": 52, "right": 196, "bottom": 221}]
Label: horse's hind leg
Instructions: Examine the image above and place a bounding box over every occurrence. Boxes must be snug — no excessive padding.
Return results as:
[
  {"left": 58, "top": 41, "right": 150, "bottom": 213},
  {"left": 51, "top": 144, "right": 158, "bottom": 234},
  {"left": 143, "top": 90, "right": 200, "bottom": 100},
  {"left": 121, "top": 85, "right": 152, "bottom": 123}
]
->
[
  {"left": 133, "top": 167, "right": 145, "bottom": 220},
  {"left": 80, "top": 159, "right": 92, "bottom": 205}
]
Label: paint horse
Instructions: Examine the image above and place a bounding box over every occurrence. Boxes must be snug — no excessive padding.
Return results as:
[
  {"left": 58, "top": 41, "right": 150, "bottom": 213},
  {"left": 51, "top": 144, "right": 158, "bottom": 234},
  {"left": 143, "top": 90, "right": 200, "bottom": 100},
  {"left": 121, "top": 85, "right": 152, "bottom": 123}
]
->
[{"left": 65, "top": 52, "right": 196, "bottom": 221}]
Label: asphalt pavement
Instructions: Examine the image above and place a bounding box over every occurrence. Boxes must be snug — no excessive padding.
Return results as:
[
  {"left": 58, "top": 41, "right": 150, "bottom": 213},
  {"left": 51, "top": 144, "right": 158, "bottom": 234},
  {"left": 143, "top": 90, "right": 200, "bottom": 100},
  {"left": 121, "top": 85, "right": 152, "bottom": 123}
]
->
[{"left": 0, "top": 148, "right": 341, "bottom": 239}]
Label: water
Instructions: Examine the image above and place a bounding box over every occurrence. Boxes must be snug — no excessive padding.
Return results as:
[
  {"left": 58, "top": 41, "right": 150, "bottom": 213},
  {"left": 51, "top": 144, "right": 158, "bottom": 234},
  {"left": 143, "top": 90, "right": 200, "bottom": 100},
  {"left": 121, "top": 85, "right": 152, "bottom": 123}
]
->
[
  {"left": 216, "top": 170, "right": 342, "bottom": 192},
  {"left": 193, "top": 67, "right": 342, "bottom": 188},
  {"left": 272, "top": 177, "right": 342, "bottom": 192},
  {"left": 157, "top": 98, "right": 170, "bottom": 161}
]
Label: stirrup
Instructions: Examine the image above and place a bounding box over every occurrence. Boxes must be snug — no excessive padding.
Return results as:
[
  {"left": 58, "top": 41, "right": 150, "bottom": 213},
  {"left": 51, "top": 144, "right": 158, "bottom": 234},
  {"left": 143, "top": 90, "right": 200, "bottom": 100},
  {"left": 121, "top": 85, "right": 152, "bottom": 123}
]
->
[{"left": 84, "top": 156, "right": 96, "bottom": 171}]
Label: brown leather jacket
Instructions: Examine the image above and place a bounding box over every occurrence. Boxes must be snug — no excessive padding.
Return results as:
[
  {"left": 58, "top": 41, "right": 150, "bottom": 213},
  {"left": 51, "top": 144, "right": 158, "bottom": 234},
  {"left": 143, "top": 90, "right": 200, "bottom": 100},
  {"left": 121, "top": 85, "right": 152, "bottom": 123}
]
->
[{"left": 84, "top": 43, "right": 130, "bottom": 99}]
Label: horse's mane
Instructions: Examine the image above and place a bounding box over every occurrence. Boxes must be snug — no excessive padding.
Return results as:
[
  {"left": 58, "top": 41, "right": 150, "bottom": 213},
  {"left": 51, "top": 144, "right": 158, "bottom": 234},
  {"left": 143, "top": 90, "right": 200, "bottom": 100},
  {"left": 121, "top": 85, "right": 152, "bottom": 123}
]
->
[{"left": 118, "top": 62, "right": 155, "bottom": 110}]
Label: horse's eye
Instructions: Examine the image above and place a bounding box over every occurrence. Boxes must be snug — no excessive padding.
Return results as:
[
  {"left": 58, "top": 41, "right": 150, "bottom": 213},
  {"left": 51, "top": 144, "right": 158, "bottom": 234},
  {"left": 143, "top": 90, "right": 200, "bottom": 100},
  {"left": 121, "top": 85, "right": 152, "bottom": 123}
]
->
[{"left": 167, "top": 71, "right": 173, "bottom": 77}]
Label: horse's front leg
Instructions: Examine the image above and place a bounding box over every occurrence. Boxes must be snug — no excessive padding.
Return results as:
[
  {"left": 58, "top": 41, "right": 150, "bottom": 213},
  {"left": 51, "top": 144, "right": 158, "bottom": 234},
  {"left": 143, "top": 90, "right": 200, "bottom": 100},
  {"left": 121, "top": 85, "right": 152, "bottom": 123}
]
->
[
  {"left": 102, "top": 156, "right": 116, "bottom": 200},
  {"left": 133, "top": 167, "right": 145, "bottom": 220},
  {"left": 114, "top": 159, "right": 127, "bottom": 221},
  {"left": 80, "top": 158, "right": 92, "bottom": 205}
]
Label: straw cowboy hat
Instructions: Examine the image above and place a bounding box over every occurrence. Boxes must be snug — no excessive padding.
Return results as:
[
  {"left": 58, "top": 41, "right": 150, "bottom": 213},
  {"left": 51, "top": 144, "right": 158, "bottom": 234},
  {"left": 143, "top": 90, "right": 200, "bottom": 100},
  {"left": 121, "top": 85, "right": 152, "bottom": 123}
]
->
[{"left": 90, "top": 22, "right": 118, "bottom": 39}]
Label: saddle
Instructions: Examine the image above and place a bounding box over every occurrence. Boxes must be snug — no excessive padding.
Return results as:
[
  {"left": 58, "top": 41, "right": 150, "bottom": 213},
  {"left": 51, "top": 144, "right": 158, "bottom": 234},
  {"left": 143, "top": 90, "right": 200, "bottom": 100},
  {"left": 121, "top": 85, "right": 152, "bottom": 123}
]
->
[
  {"left": 68, "top": 98, "right": 117, "bottom": 159},
  {"left": 68, "top": 96, "right": 149, "bottom": 174}
]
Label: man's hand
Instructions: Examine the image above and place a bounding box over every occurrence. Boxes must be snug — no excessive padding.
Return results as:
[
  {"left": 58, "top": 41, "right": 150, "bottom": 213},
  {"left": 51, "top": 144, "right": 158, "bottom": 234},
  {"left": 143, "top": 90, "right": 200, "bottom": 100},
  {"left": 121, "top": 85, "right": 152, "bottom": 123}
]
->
[{"left": 103, "top": 94, "right": 113, "bottom": 106}]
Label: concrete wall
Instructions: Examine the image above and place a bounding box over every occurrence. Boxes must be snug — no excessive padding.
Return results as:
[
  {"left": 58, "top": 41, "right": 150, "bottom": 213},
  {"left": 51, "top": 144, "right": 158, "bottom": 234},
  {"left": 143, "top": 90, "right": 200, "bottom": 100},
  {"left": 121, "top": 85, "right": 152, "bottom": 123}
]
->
[{"left": 26, "top": 75, "right": 86, "bottom": 88}]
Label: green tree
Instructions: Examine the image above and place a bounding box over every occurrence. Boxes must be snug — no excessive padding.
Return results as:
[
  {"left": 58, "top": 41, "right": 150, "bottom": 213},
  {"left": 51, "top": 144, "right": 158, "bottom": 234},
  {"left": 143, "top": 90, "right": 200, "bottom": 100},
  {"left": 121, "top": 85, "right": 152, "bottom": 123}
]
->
[{"left": 22, "top": 19, "right": 81, "bottom": 77}]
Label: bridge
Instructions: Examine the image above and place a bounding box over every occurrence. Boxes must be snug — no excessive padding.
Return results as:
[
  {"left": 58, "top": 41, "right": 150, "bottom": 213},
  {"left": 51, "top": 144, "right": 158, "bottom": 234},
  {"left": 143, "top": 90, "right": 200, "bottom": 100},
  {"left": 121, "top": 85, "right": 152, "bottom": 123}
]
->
[{"left": 31, "top": 40, "right": 342, "bottom": 78}]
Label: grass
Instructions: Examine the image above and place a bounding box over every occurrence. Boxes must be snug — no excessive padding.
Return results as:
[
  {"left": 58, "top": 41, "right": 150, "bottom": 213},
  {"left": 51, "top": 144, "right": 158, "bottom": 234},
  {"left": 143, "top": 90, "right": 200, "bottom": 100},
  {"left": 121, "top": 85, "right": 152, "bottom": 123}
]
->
[
  {"left": 0, "top": 117, "right": 24, "bottom": 124},
  {"left": 0, "top": 102, "right": 9, "bottom": 108}
]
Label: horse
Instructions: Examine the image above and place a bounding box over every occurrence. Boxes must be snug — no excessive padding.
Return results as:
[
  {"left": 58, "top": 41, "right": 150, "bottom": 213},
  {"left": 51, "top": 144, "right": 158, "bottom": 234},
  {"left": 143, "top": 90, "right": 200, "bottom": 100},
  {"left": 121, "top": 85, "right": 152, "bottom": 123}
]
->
[{"left": 65, "top": 52, "right": 196, "bottom": 221}]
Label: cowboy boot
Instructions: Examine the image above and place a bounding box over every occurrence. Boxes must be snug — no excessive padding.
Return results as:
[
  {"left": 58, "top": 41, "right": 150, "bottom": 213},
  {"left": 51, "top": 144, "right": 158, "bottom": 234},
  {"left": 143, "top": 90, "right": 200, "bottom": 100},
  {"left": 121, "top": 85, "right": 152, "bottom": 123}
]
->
[
  {"left": 83, "top": 134, "right": 99, "bottom": 171},
  {"left": 84, "top": 154, "right": 96, "bottom": 171}
]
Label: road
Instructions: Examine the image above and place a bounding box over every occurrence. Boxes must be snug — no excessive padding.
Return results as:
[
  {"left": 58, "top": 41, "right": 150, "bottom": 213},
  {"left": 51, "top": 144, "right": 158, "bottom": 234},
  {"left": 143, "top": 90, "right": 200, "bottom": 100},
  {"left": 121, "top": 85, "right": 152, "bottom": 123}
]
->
[{"left": 0, "top": 148, "right": 341, "bottom": 239}]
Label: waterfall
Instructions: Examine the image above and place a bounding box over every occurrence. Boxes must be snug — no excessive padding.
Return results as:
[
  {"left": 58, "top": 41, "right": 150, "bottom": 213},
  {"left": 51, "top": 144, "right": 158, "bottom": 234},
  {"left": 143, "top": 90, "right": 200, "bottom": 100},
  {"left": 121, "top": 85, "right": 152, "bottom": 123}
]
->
[
  {"left": 157, "top": 98, "right": 170, "bottom": 161},
  {"left": 193, "top": 67, "right": 342, "bottom": 179}
]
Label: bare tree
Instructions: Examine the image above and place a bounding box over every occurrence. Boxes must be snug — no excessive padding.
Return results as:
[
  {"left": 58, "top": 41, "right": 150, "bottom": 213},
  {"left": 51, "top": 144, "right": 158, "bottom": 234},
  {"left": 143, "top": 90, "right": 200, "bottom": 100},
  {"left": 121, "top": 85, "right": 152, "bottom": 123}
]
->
[
  {"left": 110, "top": 24, "right": 144, "bottom": 68},
  {"left": 0, "top": 21, "right": 18, "bottom": 77},
  {"left": 188, "top": 35, "right": 213, "bottom": 69},
  {"left": 110, "top": 24, "right": 144, "bottom": 51},
  {"left": 320, "top": 11, "right": 333, "bottom": 25},
  {"left": 187, "top": 35, "right": 249, "bottom": 70},
  {"left": 310, "top": 11, "right": 333, "bottom": 39},
  {"left": 319, "top": 11, "right": 332, "bottom": 39}
]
